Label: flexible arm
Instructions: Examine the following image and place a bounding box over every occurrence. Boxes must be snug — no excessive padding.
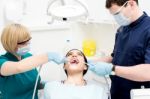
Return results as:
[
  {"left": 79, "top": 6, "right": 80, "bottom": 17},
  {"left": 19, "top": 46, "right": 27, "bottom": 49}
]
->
[
  {"left": 115, "top": 64, "right": 150, "bottom": 81},
  {"left": 47, "top": 0, "right": 60, "bottom": 16}
]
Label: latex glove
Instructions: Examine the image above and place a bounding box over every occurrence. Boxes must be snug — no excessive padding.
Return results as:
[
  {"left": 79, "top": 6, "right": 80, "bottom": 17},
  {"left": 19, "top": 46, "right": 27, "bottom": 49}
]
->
[
  {"left": 88, "top": 61, "right": 113, "bottom": 76},
  {"left": 48, "top": 52, "right": 66, "bottom": 64}
]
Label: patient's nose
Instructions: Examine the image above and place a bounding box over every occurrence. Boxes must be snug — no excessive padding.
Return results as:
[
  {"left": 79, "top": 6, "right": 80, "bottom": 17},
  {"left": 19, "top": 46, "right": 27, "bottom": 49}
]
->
[{"left": 72, "top": 54, "right": 77, "bottom": 57}]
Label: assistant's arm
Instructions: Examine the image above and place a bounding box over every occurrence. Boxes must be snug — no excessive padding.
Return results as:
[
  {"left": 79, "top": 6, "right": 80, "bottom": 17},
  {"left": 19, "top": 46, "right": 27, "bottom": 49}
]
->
[{"left": 0, "top": 52, "right": 65, "bottom": 76}]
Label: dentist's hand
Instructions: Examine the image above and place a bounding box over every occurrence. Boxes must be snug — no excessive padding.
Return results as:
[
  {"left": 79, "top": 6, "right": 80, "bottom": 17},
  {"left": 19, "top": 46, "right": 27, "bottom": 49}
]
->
[
  {"left": 88, "top": 61, "right": 113, "bottom": 76},
  {"left": 48, "top": 52, "right": 66, "bottom": 64}
]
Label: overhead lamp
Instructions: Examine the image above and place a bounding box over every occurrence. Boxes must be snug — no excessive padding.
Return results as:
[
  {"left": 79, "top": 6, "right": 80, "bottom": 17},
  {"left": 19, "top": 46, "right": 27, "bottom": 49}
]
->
[{"left": 47, "top": 0, "right": 89, "bottom": 22}]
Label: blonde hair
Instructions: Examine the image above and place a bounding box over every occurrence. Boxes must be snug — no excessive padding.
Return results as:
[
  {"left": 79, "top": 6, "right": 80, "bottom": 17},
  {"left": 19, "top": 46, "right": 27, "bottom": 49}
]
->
[{"left": 1, "top": 23, "right": 31, "bottom": 53}]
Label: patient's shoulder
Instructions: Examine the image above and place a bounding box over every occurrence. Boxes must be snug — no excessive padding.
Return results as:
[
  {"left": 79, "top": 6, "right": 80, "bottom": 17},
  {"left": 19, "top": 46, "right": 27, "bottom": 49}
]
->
[
  {"left": 86, "top": 80, "right": 107, "bottom": 90},
  {"left": 87, "top": 80, "right": 104, "bottom": 86}
]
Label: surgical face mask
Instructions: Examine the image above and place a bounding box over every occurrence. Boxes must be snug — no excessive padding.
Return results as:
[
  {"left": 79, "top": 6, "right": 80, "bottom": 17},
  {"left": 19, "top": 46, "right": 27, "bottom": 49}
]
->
[
  {"left": 16, "top": 44, "right": 30, "bottom": 55},
  {"left": 113, "top": 1, "right": 132, "bottom": 26},
  {"left": 113, "top": 13, "right": 131, "bottom": 26}
]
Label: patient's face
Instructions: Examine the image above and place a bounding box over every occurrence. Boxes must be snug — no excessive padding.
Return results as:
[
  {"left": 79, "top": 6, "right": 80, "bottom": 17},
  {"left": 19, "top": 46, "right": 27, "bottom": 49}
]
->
[{"left": 64, "top": 49, "right": 87, "bottom": 72}]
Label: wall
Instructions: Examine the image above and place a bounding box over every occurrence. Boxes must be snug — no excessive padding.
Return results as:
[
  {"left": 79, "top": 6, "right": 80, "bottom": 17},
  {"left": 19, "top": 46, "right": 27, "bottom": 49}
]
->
[
  {"left": 139, "top": 0, "right": 150, "bottom": 15},
  {"left": 0, "top": 0, "right": 5, "bottom": 28}
]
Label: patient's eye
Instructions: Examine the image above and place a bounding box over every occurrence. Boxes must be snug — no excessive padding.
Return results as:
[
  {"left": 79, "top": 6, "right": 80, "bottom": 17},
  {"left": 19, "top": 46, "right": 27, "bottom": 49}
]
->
[
  {"left": 77, "top": 52, "right": 83, "bottom": 56},
  {"left": 66, "top": 51, "right": 83, "bottom": 57},
  {"left": 66, "top": 52, "right": 73, "bottom": 56}
]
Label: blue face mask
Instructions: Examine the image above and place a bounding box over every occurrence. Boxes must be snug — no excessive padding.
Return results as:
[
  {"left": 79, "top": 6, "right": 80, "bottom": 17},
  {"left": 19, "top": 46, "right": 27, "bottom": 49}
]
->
[
  {"left": 16, "top": 44, "right": 30, "bottom": 55},
  {"left": 113, "top": 1, "right": 131, "bottom": 26},
  {"left": 113, "top": 13, "right": 131, "bottom": 26}
]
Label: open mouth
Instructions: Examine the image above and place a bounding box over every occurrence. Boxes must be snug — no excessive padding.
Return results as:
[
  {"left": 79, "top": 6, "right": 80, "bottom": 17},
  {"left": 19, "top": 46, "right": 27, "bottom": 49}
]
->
[{"left": 70, "top": 59, "right": 79, "bottom": 64}]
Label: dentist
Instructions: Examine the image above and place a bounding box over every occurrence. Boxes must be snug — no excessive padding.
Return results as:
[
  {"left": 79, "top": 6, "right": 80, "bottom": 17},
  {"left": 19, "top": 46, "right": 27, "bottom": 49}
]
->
[
  {"left": 0, "top": 23, "right": 65, "bottom": 99},
  {"left": 88, "top": 0, "right": 150, "bottom": 99}
]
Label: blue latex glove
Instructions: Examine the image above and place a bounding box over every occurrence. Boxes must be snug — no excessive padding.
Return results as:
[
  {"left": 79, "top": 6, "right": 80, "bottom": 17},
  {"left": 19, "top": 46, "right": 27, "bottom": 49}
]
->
[
  {"left": 48, "top": 52, "right": 66, "bottom": 64},
  {"left": 88, "top": 61, "right": 113, "bottom": 76}
]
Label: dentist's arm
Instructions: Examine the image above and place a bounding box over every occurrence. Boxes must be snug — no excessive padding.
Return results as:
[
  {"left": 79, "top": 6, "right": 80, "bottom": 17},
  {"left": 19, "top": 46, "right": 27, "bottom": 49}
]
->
[
  {"left": 88, "top": 61, "right": 113, "bottom": 76},
  {"left": 0, "top": 52, "right": 65, "bottom": 76},
  {"left": 96, "top": 56, "right": 113, "bottom": 63},
  {"left": 88, "top": 61, "right": 150, "bottom": 81},
  {"left": 115, "top": 64, "right": 150, "bottom": 81}
]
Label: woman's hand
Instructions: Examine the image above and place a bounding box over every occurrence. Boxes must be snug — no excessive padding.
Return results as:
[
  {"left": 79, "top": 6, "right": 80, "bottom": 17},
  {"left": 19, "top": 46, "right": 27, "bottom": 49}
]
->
[{"left": 48, "top": 52, "right": 66, "bottom": 64}]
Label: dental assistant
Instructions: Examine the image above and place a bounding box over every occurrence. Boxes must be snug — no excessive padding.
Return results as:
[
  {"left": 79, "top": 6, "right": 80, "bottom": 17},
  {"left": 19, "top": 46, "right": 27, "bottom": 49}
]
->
[
  {"left": 88, "top": 0, "right": 150, "bottom": 99},
  {"left": 0, "top": 23, "right": 65, "bottom": 99}
]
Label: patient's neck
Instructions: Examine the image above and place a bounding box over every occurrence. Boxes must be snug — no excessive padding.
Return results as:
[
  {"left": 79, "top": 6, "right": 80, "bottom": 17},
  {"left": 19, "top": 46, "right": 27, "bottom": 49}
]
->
[{"left": 65, "top": 73, "right": 86, "bottom": 86}]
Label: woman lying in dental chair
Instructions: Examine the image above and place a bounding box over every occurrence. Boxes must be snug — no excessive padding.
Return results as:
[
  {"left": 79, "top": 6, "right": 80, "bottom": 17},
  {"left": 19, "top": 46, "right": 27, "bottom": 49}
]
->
[{"left": 44, "top": 49, "right": 107, "bottom": 99}]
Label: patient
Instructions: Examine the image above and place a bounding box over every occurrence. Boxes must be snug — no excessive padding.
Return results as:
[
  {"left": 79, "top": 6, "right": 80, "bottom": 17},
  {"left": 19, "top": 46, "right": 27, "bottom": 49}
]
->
[{"left": 44, "top": 49, "right": 107, "bottom": 99}]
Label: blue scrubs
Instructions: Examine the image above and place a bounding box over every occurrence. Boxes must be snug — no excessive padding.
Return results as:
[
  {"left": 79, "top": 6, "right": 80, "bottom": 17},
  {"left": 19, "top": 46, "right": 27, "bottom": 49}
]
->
[
  {"left": 0, "top": 52, "right": 41, "bottom": 99},
  {"left": 111, "top": 12, "right": 150, "bottom": 99}
]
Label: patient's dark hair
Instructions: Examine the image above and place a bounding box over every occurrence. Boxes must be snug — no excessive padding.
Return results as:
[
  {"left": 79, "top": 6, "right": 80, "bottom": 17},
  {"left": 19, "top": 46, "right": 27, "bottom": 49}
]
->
[
  {"left": 64, "top": 49, "right": 88, "bottom": 76},
  {"left": 106, "top": 0, "right": 138, "bottom": 8}
]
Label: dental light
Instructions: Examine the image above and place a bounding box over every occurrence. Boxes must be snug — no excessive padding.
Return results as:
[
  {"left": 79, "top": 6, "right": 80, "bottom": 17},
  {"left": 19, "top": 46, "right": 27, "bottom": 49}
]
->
[{"left": 47, "top": 0, "right": 89, "bottom": 22}]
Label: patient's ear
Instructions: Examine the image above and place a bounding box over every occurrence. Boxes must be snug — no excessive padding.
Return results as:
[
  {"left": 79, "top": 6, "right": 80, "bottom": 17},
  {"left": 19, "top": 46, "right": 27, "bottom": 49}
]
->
[{"left": 84, "top": 65, "right": 87, "bottom": 70}]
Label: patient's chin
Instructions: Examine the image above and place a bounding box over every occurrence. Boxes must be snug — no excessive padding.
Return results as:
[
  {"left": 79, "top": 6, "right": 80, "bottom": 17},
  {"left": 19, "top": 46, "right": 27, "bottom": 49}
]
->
[
  {"left": 68, "top": 64, "right": 80, "bottom": 70},
  {"left": 70, "top": 64, "right": 77, "bottom": 67}
]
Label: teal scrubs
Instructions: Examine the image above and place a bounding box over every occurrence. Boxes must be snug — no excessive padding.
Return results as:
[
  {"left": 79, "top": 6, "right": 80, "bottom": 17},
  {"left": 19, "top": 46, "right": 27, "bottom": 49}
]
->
[{"left": 0, "top": 52, "right": 41, "bottom": 99}]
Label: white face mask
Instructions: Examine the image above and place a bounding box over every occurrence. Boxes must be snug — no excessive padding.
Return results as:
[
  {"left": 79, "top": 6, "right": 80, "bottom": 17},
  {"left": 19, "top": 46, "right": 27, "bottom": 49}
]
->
[{"left": 16, "top": 44, "right": 30, "bottom": 55}]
